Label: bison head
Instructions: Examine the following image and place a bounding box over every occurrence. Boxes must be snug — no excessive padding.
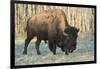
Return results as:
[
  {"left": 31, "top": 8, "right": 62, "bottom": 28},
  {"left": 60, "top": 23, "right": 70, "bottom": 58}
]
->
[{"left": 62, "top": 26, "right": 79, "bottom": 54}]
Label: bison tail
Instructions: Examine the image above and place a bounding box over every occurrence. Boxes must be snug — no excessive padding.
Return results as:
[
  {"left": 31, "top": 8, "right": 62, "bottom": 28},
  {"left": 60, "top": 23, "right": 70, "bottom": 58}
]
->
[{"left": 24, "top": 17, "right": 31, "bottom": 32}]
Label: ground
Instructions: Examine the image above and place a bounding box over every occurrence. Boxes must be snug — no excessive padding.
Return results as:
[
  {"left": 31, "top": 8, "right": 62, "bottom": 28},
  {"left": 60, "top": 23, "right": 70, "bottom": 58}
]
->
[{"left": 15, "top": 34, "right": 95, "bottom": 65}]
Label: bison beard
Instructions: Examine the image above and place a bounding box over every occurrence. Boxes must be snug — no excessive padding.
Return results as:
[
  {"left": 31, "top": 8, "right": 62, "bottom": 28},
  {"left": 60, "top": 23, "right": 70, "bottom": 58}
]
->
[{"left": 23, "top": 9, "right": 79, "bottom": 55}]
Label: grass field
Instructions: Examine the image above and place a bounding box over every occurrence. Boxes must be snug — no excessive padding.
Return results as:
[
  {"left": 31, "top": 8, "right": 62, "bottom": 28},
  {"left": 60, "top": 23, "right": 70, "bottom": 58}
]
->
[{"left": 15, "top": 34, "right": 95, "bottom": 65}]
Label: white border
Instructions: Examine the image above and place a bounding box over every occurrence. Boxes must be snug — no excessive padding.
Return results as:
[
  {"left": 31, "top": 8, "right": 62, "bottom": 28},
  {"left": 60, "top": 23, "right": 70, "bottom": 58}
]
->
[{"left": 0, "top": 0, "right": 99, "bottom": 69}]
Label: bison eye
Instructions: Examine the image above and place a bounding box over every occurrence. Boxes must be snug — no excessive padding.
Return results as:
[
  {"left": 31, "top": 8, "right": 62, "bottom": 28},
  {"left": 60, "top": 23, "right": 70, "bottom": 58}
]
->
[{"left": 66, "top": 37, "right": 70, "bottom": 40}]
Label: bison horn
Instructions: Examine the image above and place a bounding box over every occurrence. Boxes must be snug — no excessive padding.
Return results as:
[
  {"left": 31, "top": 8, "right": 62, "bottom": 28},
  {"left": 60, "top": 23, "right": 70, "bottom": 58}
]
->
[{"left": 63, "top": 32, "right": 68, "bottom": 36}]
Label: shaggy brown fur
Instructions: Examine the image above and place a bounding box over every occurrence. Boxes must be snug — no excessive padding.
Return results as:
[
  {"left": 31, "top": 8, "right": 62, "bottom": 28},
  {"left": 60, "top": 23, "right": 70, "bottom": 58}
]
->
[{"left": 23, "top": 9, "right": 79, "bottom": 55}]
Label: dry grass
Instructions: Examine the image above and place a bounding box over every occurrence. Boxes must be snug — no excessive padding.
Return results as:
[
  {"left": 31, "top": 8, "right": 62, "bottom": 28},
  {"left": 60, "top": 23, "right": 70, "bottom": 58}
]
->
[{"left": 15, "top": 34, "right": 95, "bottom": 65}]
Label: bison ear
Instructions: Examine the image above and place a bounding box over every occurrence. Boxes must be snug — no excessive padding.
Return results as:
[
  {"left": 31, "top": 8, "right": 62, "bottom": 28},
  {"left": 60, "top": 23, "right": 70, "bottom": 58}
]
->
[{"left": 77, "top": 28, "right": 79, "bottom": 32}]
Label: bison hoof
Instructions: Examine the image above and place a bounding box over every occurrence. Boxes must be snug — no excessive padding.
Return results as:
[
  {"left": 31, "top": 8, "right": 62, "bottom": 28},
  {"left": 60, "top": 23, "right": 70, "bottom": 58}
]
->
[
  {"left": 61, "top": 48, "right": 65, "bottom": 52},
  {"left": 65, "top": 52, "right": 69, "bottom": 55},
  {"left": 37, "top": 52, "right": 41, "bottom": 55},
  {"left": 23, "top": 51, "right": 27, "bottom": 55},
  {"left": 53, "top": 52, "right": 56, "bottom": 55}
]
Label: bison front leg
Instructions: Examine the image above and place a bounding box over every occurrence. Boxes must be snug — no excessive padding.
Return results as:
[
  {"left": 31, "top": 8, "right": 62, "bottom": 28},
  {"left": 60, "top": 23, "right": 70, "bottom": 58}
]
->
[
  {"left": 35, "top": 40, "right": 41, "bottom": 55},
  {"left": 64, "top": 46, "right": 69, "bottom": 55},
  {"left": 64, "top": 48, "right": 69, "bottom": 55},
  {"left": 49, "top": 41, "right": 56, "bottom": 55},
  {"left": 65, "top": 49, "right": 69, "bottom": 55},
  {"left": 53, "top": 44, "right": 56, "bottom": 55}
]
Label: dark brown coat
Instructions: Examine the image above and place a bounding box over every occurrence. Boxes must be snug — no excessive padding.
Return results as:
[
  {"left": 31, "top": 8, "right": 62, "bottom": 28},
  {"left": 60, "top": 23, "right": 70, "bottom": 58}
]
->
[{"left": 23, "top": 9, "right": 79, "bottom": 55}]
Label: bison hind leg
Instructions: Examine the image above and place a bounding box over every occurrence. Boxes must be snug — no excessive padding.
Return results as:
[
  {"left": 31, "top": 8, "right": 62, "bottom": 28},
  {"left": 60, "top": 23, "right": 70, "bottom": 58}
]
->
[
  {"left": 23, "top": 37, "right": 33, "bottom": 55},
  {"left": 23, "top": 33, "right": 34, "bottom": 55}
]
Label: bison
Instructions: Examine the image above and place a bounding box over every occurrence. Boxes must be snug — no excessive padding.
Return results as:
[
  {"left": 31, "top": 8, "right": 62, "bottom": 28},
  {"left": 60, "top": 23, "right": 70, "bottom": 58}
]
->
[{"left": 23, "top": 9, "right": 79, "bottom": 55}]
